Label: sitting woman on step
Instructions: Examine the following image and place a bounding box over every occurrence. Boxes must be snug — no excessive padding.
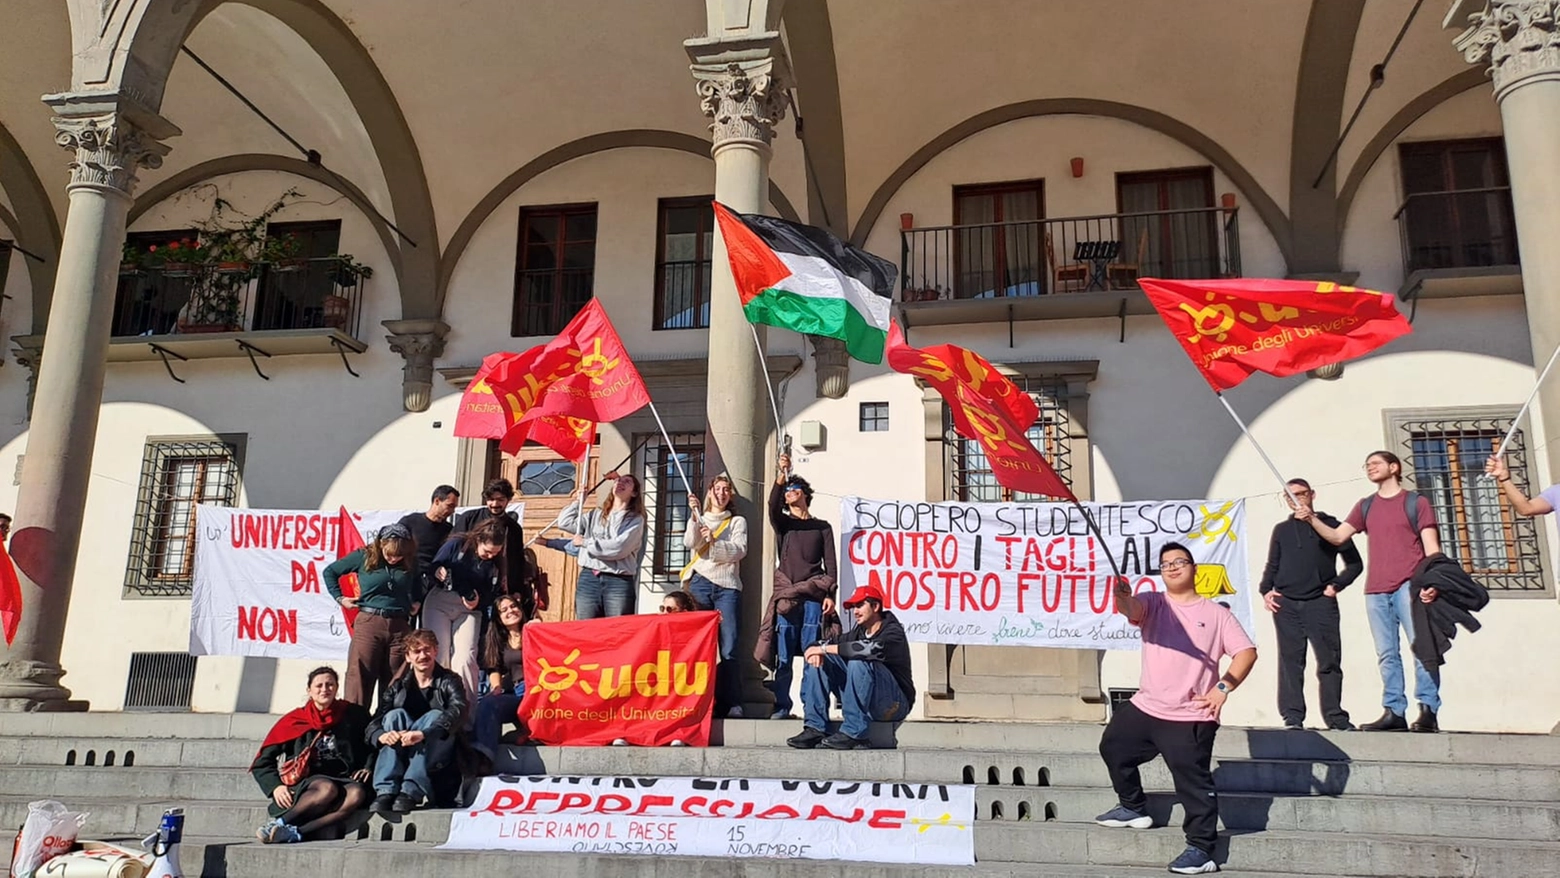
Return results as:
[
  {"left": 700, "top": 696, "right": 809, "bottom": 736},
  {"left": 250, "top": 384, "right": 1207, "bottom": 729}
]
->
[
  {"left": 473, "top": 593, "right": 530, "bottom": 761},
  {"left": 250, "top": 666, "right": 373, "bottom": 844}
]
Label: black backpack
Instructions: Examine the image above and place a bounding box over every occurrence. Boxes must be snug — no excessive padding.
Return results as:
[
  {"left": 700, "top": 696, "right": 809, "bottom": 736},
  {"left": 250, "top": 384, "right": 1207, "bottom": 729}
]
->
[{"left": 1359, "top": 491, "right": 1426, "bottom": 543}]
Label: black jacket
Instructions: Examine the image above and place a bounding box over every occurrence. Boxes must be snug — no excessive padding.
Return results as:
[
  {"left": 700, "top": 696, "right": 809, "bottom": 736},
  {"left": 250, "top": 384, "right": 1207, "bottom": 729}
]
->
[
  {"left": 451, "top": 507, "right": 531, "bottom": 607},
  {"left": 1409, "top": 553, "right": 1489, "bottom": 669},
  {"left": 826, "top": 610, "right": 916, "bottom": 707},
  {"left": 367, "top": 665, "right": 469, "bottom": 739},
  {"left": 1260, "top": 513, "right": 1364, "bottom": 600}
]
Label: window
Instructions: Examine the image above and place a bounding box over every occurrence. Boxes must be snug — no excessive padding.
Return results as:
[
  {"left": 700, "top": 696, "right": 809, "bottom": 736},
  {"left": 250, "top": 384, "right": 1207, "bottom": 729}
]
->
[
  {"left": 946, "top": 378, "right": 1073, "bottom": 501},
  {"left": 953, "top": 180, "right": 1044, "bottom": 299},
  {"left": 253, "top": 220, "right": 343, "bottom": 331},
  {"left": 639, "top": 432, "right": 705, "bottom": 579},
  {"left": 1388, "top": 408, "right": 1548, "bottom": 594},
  {"left": 113, "top": 229, "right": 200, "bottom": 336},
  {"left": 124, "top": 436, "right": 245, "bottom": 597},
  {"left": 655, "top": 198, "right": 714, "bottom": 330},
  {"left": 1116, "top": 167, "right": 1217, "bottom": 279},
  {"left": 518, "top": 460, "right": 577, "bottom": 496},
  {"left": 1398, "top": 139, "right": 1516, "bottom": 272},
  {"left": 860, "top": 402, "right": 890, "bottom": 432},
  {"left": 513, "top": 204, "right": 597, "bottom": 336}
]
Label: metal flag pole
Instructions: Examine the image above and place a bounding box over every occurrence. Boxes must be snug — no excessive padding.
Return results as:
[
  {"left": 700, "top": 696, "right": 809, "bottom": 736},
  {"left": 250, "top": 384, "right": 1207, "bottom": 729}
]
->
[
  {"left": 1495, "top": 344, "right": 1560, "bottom": 458},
  {"left": 1215, "top": 391, "right": 1301, "bottom": 508},
  {"left": 749, "top": 321, "right": 786, "bottom": 442},
  {"left": 646, "top": 399, "right": 695, "bottom": 498}
]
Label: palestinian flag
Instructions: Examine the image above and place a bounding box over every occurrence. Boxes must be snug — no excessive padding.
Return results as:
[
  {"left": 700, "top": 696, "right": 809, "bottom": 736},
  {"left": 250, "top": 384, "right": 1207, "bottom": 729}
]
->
[{"left": 713, "top": 202, "right": 896, "bottom": 364}]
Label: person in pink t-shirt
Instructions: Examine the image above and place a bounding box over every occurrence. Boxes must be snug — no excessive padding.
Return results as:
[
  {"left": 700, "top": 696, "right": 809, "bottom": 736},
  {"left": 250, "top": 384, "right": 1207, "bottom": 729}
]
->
[{"left": 1096, "top": 542, "right": 1257, "bottom": 876}]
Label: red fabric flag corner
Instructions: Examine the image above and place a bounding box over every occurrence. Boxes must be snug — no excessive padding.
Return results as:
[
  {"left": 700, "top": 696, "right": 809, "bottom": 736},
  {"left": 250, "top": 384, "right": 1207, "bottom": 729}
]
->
[
  {"left": 334, "top": 506, "right": 366, "bottom": 635},
  {"left": 885, "top": 323, "right": 1074, "bottom": 501},
  {"left": 0, "top": 540, "right": 21, "bottom": 646},
  {"left": 1138, "top": 277, "right": 1412, "bottom": 391}
]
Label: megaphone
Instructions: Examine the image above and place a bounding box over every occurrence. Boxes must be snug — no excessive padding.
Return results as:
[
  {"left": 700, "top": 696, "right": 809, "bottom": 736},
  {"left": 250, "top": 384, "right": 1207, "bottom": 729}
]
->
[{"left": 142, "top": 808, "right": 184, "bottom": 878}]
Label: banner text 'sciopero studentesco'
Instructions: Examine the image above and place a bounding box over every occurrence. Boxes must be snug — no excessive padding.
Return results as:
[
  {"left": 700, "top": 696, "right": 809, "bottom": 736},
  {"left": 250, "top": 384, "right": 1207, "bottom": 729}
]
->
[{"left": 838, "top": 497, "right": 1254, "bottom": 650}]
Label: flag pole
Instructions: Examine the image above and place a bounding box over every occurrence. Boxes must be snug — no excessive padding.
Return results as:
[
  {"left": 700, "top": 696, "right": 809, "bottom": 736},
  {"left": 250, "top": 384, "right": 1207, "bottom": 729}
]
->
[
  {"left": 1495, "top": 343, "right": 1560, "bottom": 458},
  {"left": 1215, "top": 392, "right": 1300, "bottom": 508},
  {"left": 749, "top": 321, "right": 786, "bottom": 443},
  {"left": 646, "top": 399, "right": 695, "bottom": 498}
]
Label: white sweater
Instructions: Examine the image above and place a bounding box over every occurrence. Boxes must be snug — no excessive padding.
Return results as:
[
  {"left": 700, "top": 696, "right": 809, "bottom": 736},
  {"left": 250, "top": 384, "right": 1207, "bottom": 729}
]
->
[{"left": 681, "top": 510, "right": 748, "bottom": 590}]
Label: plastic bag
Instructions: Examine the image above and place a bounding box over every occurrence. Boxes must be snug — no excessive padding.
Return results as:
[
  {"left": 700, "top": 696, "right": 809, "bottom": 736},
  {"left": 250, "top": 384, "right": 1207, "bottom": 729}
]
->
[{"left": 11, "top": 800, "right": 90, "bottom": 878}]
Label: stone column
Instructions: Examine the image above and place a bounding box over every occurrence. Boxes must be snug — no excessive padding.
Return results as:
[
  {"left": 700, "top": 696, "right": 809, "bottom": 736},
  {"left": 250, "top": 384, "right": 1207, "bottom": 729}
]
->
[
  {"left": 687, "top": 41, "right": 791, "bottom": 713},
  {"left": 384, "top": 318, "right": 450, "bottom": 413},
  {"left": 0, "top": 95, "right": 176, "bottom": 710},
  {"left": 1453, "top": 2, "right": 1560, "bottom": 480}
]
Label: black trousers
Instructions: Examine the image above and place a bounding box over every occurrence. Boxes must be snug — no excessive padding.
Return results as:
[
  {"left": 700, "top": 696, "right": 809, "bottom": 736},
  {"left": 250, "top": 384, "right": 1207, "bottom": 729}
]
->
[
  {"left": 1272, "top": 593, "right": 1347, "bottom": 727},
  {"left": 1099, "top": 701, "right": 1219, "bottom": 854}
]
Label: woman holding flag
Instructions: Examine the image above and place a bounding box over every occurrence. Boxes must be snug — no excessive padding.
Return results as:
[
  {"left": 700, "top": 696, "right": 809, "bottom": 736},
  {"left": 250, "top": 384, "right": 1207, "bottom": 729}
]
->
[
  {"left": 683, "top": 474, "right": 749, "bottom": 718},
  {"left": 558, "top": 473, "right": 646, "bottom": 619}
]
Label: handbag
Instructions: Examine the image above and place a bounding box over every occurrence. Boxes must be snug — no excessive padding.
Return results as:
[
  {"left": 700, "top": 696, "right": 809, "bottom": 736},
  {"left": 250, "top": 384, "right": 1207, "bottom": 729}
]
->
[{"left": 277, "top": 731, "right": 322, "bottom": 786}]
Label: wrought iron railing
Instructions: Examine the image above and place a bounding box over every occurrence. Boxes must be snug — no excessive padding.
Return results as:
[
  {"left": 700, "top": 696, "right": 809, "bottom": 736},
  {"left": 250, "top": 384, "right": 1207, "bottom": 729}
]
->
[
  {"left": 112, "top": 257, "right": 367, "bottom": 338},
  {"left": 1394, "top": 186, "right": 1518, "bottom": 275},
  {"left": 899, "top": 206, "right": 1240, "bottom": 302}
]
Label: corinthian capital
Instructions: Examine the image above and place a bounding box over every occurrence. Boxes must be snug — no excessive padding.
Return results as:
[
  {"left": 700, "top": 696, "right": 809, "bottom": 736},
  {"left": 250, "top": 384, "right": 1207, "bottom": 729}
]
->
[
  {"left": 692, "top": 60, "right": 791, "bottom": 149},
  {"left": 43, "top": 93, "right": 177, "bottom": 196},
  {"left": 384, "top": 318, "right": 450, "bottom": 413},
  {"left": 1453, "top": 1, "right": 1560, "bottom": 98}
]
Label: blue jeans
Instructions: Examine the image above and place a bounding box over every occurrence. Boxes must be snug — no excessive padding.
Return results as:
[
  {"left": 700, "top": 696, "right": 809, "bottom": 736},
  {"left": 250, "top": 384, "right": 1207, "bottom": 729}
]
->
[
  {"left": 474, "top": 690, "right": 525, "bottom": 758},
  {"left": 801, "top": 654, "right": 910, "bottom": 739},
  {"left": 372, "top": 708, "right": 447, "bottom": 800},
  {"left": 576, "top": 569, "right": 633, "bottom": 619},
  {"left": 687, "top": 573, "right": 742, "bottom": 711},
  {"left": 768, "top": 600, "right": 822, "bottom": 715},
  {"left": 1365, "top": 583, "right": 1441, "bottom": 715}
]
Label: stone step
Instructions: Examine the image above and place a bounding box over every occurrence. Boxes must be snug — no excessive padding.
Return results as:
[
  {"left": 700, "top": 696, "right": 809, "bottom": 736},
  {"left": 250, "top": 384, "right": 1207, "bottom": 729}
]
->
[
  {"left": 3, "top": 747, "right": 1556, "bottom": 805},
  {"left": 5, "top": 713, "right": 1559, "bottom": 764},
  {"left": 0, "top": 835, "right": 1388, "bottom": 878},
  {"left": 975, "top": 822, "right": 1560, "bottom": 877},
  {"left": 9, "top": 782, "right": 1555, "bottom": 847}
]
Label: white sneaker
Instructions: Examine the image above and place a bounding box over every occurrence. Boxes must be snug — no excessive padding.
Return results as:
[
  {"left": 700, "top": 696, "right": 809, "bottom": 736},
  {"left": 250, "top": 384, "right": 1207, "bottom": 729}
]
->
[
  {"left": 726, "top": 706, "right": 745, "bottom": 719},
  {"left": 611, "top": 738, "right": 629, "bottom": 746},
  {"left": 669, "top": 739, "right": 687, "bottom": 747}
]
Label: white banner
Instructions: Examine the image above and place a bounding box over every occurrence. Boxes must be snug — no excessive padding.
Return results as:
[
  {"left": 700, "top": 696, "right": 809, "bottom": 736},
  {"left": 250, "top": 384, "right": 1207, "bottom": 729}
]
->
[
  {"left": 443, "top": 775, "right": 975, "bottom": 865},
  {"left": 838, "top": 497, "right": 1253, "bottom": 650},
  {"left": 189, "top": 503, "right": 520, "bottom": 659}
]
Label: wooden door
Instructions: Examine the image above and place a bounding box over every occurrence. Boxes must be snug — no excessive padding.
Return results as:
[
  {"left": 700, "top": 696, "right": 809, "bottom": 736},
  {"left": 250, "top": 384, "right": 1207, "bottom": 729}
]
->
[{"left": 498, "top": 446, "right": 597, "bottom": 622}]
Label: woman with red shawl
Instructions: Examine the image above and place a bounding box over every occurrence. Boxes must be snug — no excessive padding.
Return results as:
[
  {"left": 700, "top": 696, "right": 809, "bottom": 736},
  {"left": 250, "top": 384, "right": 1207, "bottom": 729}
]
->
[{"left": 249, "top": 666, "right": 373, "bottom": 843}]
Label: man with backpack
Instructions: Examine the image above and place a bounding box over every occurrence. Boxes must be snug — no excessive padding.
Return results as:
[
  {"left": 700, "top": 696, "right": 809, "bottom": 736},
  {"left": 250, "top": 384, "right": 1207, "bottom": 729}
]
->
[{"left": 1297, "top": 451, "right": 1442, "bottom": 732}]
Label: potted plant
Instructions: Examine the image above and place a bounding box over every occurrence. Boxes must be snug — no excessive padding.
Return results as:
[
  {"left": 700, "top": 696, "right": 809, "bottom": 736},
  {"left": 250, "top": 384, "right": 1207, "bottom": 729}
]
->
[
  {"left": 262, "top": 233, "right": 307, "bottom": 272},
  {"left": 160, "top": 238, "right": 201, "bottom": 276},
  {"left": 320, "top": 255, "right": 372, "bottom": 329},
  {"left": 119, "top": 242, "right": 146, "bottom": 275}
]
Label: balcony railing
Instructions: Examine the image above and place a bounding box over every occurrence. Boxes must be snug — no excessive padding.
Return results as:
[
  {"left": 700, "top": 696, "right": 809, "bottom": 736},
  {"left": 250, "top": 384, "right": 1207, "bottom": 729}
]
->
[
  {"left": 899, "top": 206, "right": 1240, "bottom": 303},
  {"left": 1395, "top": 186, "right": 1518, "bottom": 275},
  {"left": 112, "top": 257, "right": 366, "bottom": 339}
]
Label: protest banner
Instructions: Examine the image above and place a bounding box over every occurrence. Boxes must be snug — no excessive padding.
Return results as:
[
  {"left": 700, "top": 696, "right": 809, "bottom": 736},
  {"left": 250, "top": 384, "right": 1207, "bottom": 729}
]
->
[
  {"left": 189, "top": 503, "right": 520, "bottom": 659},
  {"left": 520, "top": 611, "right": 717, "bottom": 747},
  {"left": 838, "top": 497, "right": 1253, "bottom": 650},
  {"left": 443, "top": 775, "right": 976, "bottom": 866}
]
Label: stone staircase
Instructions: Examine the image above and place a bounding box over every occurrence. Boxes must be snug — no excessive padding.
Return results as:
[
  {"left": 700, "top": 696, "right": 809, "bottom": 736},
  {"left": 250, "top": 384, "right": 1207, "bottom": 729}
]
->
[{"left": 1, "top": 712, "right": 1558, "bottom": 876}]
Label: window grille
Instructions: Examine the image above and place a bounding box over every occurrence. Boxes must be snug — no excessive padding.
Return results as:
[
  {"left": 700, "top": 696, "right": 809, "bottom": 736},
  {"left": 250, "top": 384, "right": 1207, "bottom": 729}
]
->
[
  {"left": 639, "top": 432, "right": 706, "bottom": 579},
  {"left": 518, "top": 460, "right": 577, "bottom": 496},
  {"left": 1394, "top": 411, "right": 1545, "bottom": 593},
  {"left": 124, "top": 651, "right": 198, "bottom": 710},
  {"left": 124, "top": 436, "right": 244, "bottom": 597},
  {"left": 859, "top": 402, "right": 890, "bottom": 432},
  {"left": 945, "top": 378, "right": 1072, "bottom": 501}
]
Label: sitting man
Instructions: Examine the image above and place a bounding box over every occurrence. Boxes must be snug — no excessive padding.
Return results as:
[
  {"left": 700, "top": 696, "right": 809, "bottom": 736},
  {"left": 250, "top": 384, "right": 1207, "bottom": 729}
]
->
[
  {"left": 366, "top": 629, "right": 467, "bottom": 813},
  {"left": 785, "top": 582, "right": 914, "bottom": 751}
]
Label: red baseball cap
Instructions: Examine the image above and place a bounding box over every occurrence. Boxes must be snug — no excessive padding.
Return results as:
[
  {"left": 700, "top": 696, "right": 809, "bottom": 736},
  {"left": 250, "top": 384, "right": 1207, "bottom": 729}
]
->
[{"left": 843, "top": 583, "right": 886, "bottom": 608}]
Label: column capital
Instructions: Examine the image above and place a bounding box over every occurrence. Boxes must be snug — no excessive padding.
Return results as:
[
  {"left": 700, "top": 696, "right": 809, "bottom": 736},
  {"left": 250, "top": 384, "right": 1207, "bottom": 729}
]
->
[
  {"left": 810, "top": 335, "right": 849, "bottom": 399},
  {"left": 687, "top": 38, "right": 792, "bottom": 150},
  {"left": 1452, "top": 1, "right": 1560, "bottom": 99},
  {"left": 384, "top": 318, "right": 449, "bottom": 413},
  {"left": 43, "top": 92, "right": 179, "bottom": 198}
]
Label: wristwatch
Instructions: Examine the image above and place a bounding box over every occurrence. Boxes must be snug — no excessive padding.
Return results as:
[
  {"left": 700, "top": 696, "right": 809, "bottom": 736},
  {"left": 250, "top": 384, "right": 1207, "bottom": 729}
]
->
[{"left": 1215, "top": 681, "right": 1231, "bottom": 694}]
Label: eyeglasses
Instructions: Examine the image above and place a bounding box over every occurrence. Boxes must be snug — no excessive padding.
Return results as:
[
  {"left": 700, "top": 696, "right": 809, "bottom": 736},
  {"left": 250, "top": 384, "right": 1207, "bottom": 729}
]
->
[
  {"left": 1161, "top": 559, "right": 1194, "bottom": 571},
  {"left": 659, "top": 605, "right": 678, "bottom": 614}
]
